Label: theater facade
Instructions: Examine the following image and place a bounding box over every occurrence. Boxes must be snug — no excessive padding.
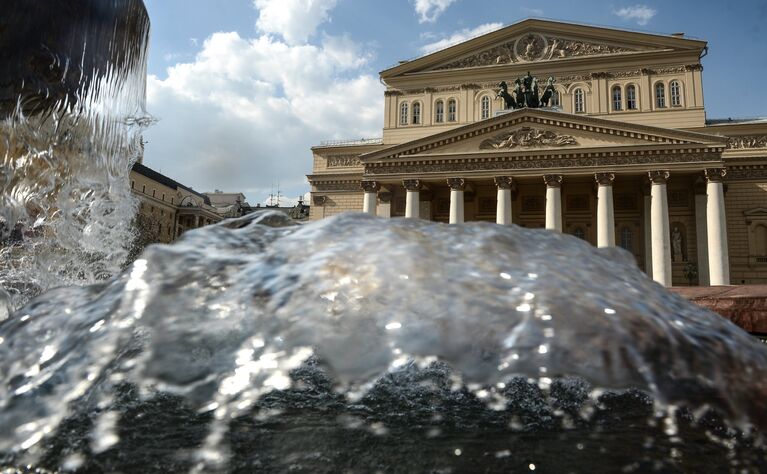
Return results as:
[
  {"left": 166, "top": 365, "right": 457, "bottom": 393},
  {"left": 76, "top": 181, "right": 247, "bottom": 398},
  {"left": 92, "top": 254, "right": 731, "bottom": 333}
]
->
[{"left": 306, "top": 19, "right": 767, "bottom": 287}]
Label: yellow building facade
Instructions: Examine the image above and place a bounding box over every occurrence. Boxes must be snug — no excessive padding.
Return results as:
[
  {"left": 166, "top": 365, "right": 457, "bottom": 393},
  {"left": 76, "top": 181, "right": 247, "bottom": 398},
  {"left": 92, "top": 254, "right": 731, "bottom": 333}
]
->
[
  {"left": 130, "top": 163, "right": 222, "bottom": 244},
  {"left": 307, "top": 19, "right": 767, "bottom": 287}
]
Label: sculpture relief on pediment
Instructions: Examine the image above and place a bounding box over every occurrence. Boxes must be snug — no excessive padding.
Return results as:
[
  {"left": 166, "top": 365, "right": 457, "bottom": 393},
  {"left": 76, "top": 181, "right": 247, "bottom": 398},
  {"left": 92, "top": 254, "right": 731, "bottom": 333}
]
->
[
  {"left": 434, "top": 33, "right": 637, "bottom": 70},
  {"left": 326, "top": 154, "right": 362, "bottom": 168},
  {"left": 479, "top": 127, "right": 578, "bottom": 150},
  {"left": 727, "top": 135, "right": 767, "bottom": 150}
]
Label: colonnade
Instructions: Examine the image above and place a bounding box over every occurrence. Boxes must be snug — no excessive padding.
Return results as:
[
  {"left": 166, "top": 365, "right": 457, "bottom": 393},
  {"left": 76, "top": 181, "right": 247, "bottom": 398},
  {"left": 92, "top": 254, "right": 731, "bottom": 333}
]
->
[{"left": 361, "top": 168, "right": 730, "bottom": 287}]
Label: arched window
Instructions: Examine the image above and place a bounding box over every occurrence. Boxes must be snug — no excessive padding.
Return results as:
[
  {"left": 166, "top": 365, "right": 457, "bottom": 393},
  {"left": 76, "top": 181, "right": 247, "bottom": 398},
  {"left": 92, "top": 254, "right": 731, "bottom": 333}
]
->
[
  {"left": 399, "top": 102, "right": 409, "bottom": 125},
  {"left": 412, "top": 102, "right": 421, "bottom": 125},
  {"left": 626, "top": 85, "right": 637, "bottom": 110},
  {"left": 670, "top": 80, "right": 682, "bottom": 107},
  {"left": 481, "top": 95, "right": 491, "bottom": 119},
  {"left": 655, "top": 83, "right": 666, "bottom": 108},
  {"left": 447, "top": 99, "right": 457, "bottom": 122},
  {"left": 756, "top": 225, "right": 767, "bottom": 256},
  {"left": 612, "top": 86, "right": 622, "bottom": 111},
  {"left": 620, "top": 227, "right": 634, "bottom": 252},
  {"left": 574, "top": 89, "right": 585, "bottom": 113},
  {"left": 573, "top": 227, "right": 586, "bottom": 240},
  {"left": 435, "top": 100, "right": 444, "bottom": 123}
]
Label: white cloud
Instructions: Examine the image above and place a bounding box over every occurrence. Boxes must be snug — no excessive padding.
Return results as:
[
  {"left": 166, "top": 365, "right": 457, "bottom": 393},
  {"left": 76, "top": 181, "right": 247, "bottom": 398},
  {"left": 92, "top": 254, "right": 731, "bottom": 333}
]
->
[
  {"left": 613, "top": 5, "right": 657, "bottom": 26},
  {"left": 254, "top": 0, "right": 338, "bottom": 45},
  {"left": 144, "top": 31, "right": 383, "bottom": 203},
  {"left": 413, "top": 0, "right": 459, "bottom": 23},
  {"left": 420, "top": 23, "right": 504, "bottom": 54}
]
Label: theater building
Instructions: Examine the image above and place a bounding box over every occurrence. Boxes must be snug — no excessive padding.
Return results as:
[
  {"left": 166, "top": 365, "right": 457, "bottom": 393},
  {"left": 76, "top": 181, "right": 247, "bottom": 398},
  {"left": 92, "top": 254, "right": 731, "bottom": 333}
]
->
[{"left": 306, "top": 19, "right": 767, "bottom": 287}]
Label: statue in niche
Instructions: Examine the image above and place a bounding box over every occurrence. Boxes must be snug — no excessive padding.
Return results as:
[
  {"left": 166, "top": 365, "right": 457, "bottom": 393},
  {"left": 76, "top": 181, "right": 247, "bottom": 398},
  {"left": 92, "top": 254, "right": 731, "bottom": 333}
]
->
[{"left": 672, "top": 225, "right": 686, "bottom": 263}]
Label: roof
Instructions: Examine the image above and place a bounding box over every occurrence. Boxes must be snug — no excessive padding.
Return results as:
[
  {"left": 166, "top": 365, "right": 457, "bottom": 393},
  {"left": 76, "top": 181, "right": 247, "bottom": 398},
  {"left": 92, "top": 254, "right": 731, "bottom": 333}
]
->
[
  {"left": 132, "top": 162, "right": 211, "bottom": 205},
  {"left": 706, "top": 118, "right": 767, "bottom": 126}
]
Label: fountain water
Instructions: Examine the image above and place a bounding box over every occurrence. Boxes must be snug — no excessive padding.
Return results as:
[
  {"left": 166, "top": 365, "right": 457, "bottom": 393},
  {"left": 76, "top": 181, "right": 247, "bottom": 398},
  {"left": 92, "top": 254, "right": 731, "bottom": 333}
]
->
[
  {"left": 0, "top": 0, "right": 151, "bottom": 310},
  {"left": 1, "top": 2, "right": 767, "bottom": 473}
]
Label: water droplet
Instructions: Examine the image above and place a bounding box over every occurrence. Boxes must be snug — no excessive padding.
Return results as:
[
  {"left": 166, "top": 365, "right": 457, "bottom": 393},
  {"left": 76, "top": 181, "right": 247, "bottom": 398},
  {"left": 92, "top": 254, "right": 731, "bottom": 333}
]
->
[
  {"left": 516, "top": 303, "right": 531, "bottom": 312},
  {"left": 538, "top": 345, "right": 549, "bottom": 354},
  {"left": 454, "top": 449, "right": 462, "bottom": 456},
  {"left": 604, "top": 308, "right": 616, "bottom": 315},
  {"left": 529, "top": 463, "right": 536, "bottom": 471},
  {"left": 385, "top": 322, "right": 402, "bottom": 330},
  {"left": 500, "top": 272, "right": 511, "bottom": 280}
]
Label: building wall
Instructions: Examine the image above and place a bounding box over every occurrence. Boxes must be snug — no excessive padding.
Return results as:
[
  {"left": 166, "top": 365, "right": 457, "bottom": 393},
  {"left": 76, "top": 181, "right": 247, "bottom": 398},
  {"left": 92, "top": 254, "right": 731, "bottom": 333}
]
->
[
  {"left": 725, "top": 181, "right": 767, "bottom": 284},
  {"left": 130, "top": 170, "right": 179, "bottom": 243}
]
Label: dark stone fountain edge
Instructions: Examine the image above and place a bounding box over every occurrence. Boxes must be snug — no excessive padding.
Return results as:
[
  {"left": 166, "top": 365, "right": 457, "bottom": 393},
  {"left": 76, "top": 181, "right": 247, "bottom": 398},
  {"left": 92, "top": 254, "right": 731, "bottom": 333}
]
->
[{"left": 671, "top": 285, "right": 767, "bottom": 335}]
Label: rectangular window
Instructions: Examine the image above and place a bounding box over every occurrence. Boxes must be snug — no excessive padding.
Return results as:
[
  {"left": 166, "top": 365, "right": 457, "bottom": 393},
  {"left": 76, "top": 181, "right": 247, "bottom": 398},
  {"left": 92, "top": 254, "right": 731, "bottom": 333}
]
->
[
  {"left": 435, "top": 101, "right": 444, "bottom": 123},
  {"left": 131, "top": 180, "right": 135, "bottom": 189},
  {"left": 626, "top": 86, "right": 637, "bottom": 110},
  {"left": 574, "top": 90, "right": 585, "bottom": 113},
  {"left": 162, "top": 193, "right": 165, "bottom": 201},
  {"left": 142, "top": 185, "right": 146, "bottom": 193},
  {"left": 152, "top": 189, "right": 156, "bottom": 197},
  {"left": 448, "top": 100, "right": 457, "bottom": 122},
  {"left": 399, "top": 103, "right": 408, "bottom": 125}
]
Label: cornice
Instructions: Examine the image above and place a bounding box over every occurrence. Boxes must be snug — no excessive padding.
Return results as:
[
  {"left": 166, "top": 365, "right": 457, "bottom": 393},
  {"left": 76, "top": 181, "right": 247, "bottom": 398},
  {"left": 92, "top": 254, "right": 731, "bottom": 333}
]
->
[{"left": 363, "top": 151, "right": 723, "bottom": 178}]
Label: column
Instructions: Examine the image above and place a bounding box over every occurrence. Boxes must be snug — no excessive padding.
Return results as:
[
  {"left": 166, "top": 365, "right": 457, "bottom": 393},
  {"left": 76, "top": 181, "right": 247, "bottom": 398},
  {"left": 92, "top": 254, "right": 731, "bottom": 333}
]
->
[
  {"left": 543, "top": 174, "right": 563, "bottom": 232},
  {"left": 705, "top": 168, "right": 730, "bottom": 286},
  {"left": 403, "top": 179, "right": 422, "bottom": 219},
  {"left": 595, "top": 173, "right": 616, "bottom": 248},
  {"left": 643, "top": 184, "right": 653, "bottom": 278},
  {"left": 694, "top": 184, "right": 710, "bottom": 286},
  {"left": 447, "top": 178, "right": 466, "bottom": 224},
  {"left": 361, "top": 180, "right": 379, "bottom": 215},
  {"left": 377, "top": 192, "right": 392, "bottom": 219},
  {"left": 649, "top": 171, "right": 672, "bottom": 287},
  {"left": 494, "top": 177, "right": 513, "bottom": 225}
]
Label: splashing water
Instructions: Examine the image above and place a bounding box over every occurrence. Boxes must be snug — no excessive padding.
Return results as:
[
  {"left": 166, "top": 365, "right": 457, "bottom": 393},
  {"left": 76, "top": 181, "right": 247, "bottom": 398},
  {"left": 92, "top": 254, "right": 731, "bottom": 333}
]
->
[
  {"left": 1, "top": 212, "right": 766, "bottom": 472},
  {"left": 2, "top": 1, "right": 767, "bottom": 472},
  {"left": 0, "top": 0, "right": 151, "bottom": 310}
]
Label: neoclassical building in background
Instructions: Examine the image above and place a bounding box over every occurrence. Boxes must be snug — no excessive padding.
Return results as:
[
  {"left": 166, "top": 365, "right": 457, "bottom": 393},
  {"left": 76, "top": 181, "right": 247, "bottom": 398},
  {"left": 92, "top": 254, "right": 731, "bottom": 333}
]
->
[{"left": 307, "top": 19, "right": 767, "bottom": 287}]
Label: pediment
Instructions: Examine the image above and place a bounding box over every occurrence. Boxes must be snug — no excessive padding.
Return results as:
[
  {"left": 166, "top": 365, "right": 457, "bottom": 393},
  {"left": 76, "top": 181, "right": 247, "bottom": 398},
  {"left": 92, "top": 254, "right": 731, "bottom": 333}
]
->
[
  {"left": 382, "top": 19, "right": 706, "bottom": 77},
  {"left": 361, "top": 109, "right": 727, "bottom": 162},
  {"left": 429, "top": 32, "right": 652, "bottom": 71},
  {"left": 744, "top": 208, "right": 767, "bottom": 217}
]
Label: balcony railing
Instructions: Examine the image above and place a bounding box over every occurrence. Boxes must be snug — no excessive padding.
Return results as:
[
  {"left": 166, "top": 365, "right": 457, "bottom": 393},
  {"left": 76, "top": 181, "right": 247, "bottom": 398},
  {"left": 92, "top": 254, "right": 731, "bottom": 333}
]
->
[{"left": 318, "top": 138, "right": 383, "bottom": 147}]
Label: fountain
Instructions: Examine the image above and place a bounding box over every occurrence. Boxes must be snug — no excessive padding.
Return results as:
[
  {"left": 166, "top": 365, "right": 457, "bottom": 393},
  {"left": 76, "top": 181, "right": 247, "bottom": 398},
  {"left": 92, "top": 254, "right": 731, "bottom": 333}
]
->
[
  {"left": 1, "top": 2, "right": 767, "bottom": 473},
  {"left": 0, "top": 0, "right": 150, "bottom": 311}
]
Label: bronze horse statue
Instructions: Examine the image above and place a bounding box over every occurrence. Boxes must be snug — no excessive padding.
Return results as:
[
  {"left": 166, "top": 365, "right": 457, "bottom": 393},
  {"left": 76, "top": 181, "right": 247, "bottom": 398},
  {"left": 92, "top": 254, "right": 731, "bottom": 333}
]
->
[
  {"left": 497, "top": 73, "right": 557, "bottom": 110},
  {"left": 497, "top": 81, "right": 517, "bottom": 110}
]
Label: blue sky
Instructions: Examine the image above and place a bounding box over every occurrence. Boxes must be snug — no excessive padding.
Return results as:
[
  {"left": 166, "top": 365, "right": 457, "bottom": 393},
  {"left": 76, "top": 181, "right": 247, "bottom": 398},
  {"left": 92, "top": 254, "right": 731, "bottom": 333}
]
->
[{"left": 141, "top": 0, "right": 767, "bottom": 205}]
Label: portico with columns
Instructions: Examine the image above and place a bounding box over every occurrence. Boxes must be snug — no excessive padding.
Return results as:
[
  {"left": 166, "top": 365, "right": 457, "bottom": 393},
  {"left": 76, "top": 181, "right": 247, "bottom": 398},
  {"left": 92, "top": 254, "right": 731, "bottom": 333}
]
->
[{"left": 350, "top": 109, "right": 730, "bottom": 287}]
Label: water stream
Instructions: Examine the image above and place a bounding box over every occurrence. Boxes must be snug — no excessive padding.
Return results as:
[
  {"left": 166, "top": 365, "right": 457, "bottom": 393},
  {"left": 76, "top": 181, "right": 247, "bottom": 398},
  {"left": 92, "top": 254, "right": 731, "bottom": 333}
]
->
[{"left": 1, "top": 1, "right": 767, "bottom": 473}]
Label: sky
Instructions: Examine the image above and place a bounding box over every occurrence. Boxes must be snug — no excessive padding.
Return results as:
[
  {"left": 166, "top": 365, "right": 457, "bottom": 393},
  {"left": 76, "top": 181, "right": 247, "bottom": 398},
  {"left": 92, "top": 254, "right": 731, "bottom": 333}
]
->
[{"left": 141, "top": 0, "right": 767, "bottom": 205}]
